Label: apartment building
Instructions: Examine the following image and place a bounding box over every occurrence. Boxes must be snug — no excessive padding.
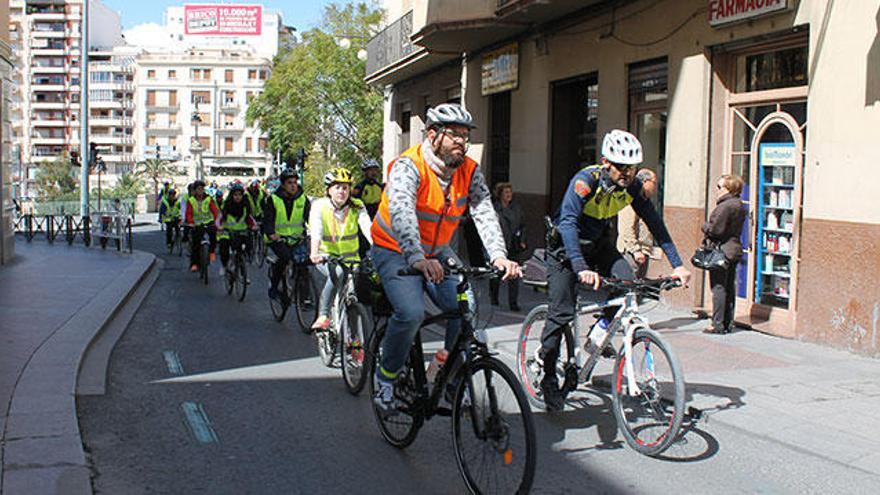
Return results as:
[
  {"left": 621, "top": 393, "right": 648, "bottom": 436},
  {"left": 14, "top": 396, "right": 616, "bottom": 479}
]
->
[
  {"left": 8, "top": 0, "right": 123, "bottom": 197},
  {"left": 367, "top": 0, "right": 880, "bottom": 355},
  {"left": 1, "top": 0, "right": 14, "bottom": 263},
  {"left": 135, "top": 48, "right": 272, "bottom": 184}
]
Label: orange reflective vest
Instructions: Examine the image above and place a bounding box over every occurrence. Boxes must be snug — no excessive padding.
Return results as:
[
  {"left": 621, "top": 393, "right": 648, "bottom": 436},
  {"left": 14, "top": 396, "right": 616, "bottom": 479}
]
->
[{"left": 371, "top": 144, "right": 476, "bottom": 256}]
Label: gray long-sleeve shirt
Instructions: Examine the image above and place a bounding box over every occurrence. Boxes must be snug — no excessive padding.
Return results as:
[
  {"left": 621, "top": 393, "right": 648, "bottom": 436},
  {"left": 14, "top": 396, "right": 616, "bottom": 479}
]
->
[{"left": 386, "top": 140, "right": 506, "bottom": 266}]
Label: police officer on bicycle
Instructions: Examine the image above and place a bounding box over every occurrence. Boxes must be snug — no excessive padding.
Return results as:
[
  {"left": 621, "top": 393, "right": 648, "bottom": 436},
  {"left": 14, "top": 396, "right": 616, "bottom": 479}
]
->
[{"left": 540, "top": 129, "right": 691, "bottom": 411}]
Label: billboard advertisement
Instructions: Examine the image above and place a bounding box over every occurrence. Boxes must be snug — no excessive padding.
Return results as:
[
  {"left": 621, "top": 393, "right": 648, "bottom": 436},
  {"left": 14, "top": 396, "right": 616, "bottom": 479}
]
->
[{"left": 184, "top": 5, "right": 262, "bottom": 36}]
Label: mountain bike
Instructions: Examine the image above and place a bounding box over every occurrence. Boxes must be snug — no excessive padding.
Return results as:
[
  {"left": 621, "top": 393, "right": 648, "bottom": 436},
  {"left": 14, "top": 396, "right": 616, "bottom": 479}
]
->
[
  {"left": 267, "top": 237, "right": 318, "bottom": 331},
  {"left": 167, "top": 221, "right": 183, "bottom": 256},
  {"left": 516, "top": 277, "right": 686, "bottom": 457},
  {"left": 317, "top": 255, "right": 370, "bottom": 394},
  {"left": 251, "top": 225, "right": 266, "bottom": 267},
  {"left": 367, "top": 261, "right": 536, "bottom": 495},
  {"left": 223, "top": 232, "right": 249, "bottom": 302},
  {"left": 188, "top": 224, "right": 212, "bottom": 285}
]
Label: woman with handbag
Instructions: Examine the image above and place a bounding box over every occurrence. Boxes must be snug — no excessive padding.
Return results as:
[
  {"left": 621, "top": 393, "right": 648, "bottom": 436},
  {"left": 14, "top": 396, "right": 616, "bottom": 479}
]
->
[{"left": 702, "top": 174, "right": 747, "bottom": 334}]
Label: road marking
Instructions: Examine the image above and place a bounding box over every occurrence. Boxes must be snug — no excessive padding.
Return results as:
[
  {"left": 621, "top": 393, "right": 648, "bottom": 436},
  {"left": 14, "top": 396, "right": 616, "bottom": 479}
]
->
[
  {"left": 163, "top": 350, "right": 184, "bottom": 375},
  {"left": 181, "top": 401, "right": 219, "bottom": 444}
]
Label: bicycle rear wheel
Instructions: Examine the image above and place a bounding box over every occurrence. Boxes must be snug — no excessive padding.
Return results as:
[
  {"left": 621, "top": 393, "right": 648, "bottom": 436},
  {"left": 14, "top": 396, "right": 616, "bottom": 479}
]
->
[
  {"left": 224, "top": 258, "right": 235, "bottom": 295},
  {"left": 269, "top": 264, "right": 288, "bottom": 322},
  {"left": 516, "top": 304, "right": 575, "bottom": 410},
  {"left": 452, "top": 357, "right": 536, "bottom": 495},
  {"left": 368, "top": 331, "right": 422, "bottom": 448},
  {"left": 612, "top": 327, "right": 685, "bottom": 457},
  {"left": 340, "top": 302, "right": 370, "bottom": 395},
  {"left": 255, "top": 235, "right": 266, "bottom": 268},
  {"left": 235, "top": 255, "right": 247, "bottom": 302},
  {"left": 294, "top": 267, "right": 318, "bottom": 333}
]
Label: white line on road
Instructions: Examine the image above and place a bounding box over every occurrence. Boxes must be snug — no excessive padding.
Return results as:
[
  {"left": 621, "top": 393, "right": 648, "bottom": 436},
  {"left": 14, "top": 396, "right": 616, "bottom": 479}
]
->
[
  {"left": 163, "top": 350, "right": 184, "bottom": 375},
  {"left": 181, "top": 401, "right": 219, "bottom": 444}
]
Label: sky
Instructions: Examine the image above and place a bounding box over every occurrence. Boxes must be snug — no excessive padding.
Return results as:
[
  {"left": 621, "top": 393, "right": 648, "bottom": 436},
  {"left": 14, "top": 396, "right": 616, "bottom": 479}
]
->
[{"left": 102, "top": 0, "right": 329, "bottom": 32}]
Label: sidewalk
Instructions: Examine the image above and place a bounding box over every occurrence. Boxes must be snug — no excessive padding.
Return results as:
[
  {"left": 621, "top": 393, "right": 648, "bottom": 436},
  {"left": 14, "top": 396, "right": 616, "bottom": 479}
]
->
[
  {"left": 483, "top": 281, "right": 880, "bottom": 477},
  {"left": 0, "top": 240, "right": 156, "bottom": 494}
]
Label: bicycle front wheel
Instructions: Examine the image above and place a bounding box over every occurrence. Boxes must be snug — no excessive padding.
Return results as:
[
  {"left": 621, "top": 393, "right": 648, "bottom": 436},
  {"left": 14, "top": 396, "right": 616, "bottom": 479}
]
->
[
  {"left": 612, "top": 327, "right": 685, "bottom": 457},
  {"left": 452, "top": 357, "right": 536, "bottom": 495},
  {"left": 269, "top": 265, "right": 288, "bottom": 322},
  {"left": 315, "top": 327, "right": 337, "bottom": 367},
  {"left": 234, "top": 257, "right": 247, "bottom": 302},
  {"left": 340, "top": 302, "right": 370, "bottom": 395},
  {"left": 294, "top": 268, "right": 318, "bottom": 333},
  {"left": 200, "top": 244, "right": 209, "bottom": 285}
]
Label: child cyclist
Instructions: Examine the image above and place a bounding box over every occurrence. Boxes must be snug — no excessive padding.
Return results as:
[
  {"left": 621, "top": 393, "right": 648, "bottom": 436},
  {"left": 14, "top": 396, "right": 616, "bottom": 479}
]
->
[
  {"left": 309, "top": 167, "right": 373, "bottom": 331},
  {"left": 216, "top": 181, "right": 258, "bottom": 276}
]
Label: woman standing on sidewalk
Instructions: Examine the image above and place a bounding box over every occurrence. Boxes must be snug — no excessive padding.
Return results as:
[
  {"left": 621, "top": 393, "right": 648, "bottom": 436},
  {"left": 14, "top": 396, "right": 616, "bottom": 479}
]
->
[
  {"left": 490, "top": 182, "right": 527, "bottom": 312},
  {"left": 702, "top": 174, "right": 747, "bottom": 334}
]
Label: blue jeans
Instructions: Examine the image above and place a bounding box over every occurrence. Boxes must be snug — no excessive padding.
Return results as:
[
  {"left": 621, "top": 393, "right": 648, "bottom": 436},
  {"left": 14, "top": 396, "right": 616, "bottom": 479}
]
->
[{"left": 372, "top": 246, "right": 461, "bottom": 377}]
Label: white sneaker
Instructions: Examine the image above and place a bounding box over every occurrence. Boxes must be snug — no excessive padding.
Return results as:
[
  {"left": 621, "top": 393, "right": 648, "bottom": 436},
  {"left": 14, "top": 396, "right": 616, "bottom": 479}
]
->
[{"left": 373, "top": 376, "right": 398, "bottom": 417}]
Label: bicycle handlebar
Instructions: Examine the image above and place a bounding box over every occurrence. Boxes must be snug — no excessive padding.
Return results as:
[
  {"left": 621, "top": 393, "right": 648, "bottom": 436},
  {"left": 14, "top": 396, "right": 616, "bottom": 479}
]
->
[
  {"left": 397, "top": 263, "right": 502, "bottom": 279},
  {"left": 599, "top": 277, "right": 682, "bottom": 295}
]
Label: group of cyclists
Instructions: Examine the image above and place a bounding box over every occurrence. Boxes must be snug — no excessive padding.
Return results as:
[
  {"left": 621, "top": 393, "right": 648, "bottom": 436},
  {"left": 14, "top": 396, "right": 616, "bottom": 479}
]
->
[{"left": 155, "top": 103, "right": 693, "bottom": 491}]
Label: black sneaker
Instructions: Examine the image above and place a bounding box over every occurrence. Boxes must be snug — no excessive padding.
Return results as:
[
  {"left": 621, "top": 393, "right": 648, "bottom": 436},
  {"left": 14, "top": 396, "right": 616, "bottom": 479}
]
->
[{"left": 540, "top": 376, "right": 564, "bottom": 412}]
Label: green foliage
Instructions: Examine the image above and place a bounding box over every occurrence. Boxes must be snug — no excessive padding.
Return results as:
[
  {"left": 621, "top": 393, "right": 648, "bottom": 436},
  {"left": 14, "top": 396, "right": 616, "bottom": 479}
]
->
[
  {"left": 103, "top": 173, "right": 145, "bottom": 199},
  {"left": 136, "top": 158, "right": 176, "bottom": 198},
  {"left": 35, "top": 154, "right": 79, "bottom": 200},
  {"left": 247, "top": 2, "right": 383, "bottom": 174}
]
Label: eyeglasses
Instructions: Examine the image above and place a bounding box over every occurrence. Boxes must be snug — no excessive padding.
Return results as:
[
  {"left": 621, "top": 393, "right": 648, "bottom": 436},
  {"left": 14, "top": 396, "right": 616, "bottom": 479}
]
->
[
  {"left": 609, "top": 162, "right": 636, "bottom": 174},
  {"left": 441, "top": 128, "right": 470, "bottom": 143}
]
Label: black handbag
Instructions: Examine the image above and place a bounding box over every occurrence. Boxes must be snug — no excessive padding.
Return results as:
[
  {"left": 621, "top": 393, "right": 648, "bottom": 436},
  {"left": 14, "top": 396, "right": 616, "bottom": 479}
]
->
[{"left": 691, "top": 241, "right": 729, "bottom": 271}]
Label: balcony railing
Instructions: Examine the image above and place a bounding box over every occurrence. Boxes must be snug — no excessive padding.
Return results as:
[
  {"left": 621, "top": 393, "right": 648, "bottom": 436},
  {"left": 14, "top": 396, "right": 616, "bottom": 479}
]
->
[{"left": 366, "top": 10, "right": 415, "bottom": 78}]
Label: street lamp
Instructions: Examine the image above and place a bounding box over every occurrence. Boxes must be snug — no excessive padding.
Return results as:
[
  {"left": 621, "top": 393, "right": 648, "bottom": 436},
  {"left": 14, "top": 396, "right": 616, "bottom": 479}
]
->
[
  {"left": 335, "top": 35, "right": 369, "bottom": 61},
  {"left": 190, "top": 98, "right": 204, "bottom": 181}
]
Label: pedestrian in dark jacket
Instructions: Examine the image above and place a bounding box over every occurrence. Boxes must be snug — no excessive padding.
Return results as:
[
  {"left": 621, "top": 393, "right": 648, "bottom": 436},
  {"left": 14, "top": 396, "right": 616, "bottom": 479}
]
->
[
  {"left": 490, "top": 182, "right": 527, "bottom": 312},
  {"left": 703, "top": 174, "right": 747, "bottom": 334}
]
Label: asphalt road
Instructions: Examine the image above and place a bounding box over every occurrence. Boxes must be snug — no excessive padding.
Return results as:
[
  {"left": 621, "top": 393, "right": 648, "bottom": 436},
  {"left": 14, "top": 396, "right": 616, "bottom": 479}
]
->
[{"left": 78, "top": 229, "right": 880, "bottom": 494}]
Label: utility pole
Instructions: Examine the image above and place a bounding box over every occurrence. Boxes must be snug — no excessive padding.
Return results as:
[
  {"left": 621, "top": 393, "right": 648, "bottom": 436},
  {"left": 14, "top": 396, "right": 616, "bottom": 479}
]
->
[{"left": 79, "top": 0, "right": 90, "bottom": 217}]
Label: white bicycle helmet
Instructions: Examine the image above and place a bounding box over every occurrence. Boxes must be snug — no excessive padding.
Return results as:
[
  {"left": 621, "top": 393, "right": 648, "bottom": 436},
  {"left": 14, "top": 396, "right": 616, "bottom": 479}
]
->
[
  {"left": 426, "top": 103, "right": 475, "bottom": 129},
  {"left": 601, "top": 129, "right": 643, "bottom": 165}
]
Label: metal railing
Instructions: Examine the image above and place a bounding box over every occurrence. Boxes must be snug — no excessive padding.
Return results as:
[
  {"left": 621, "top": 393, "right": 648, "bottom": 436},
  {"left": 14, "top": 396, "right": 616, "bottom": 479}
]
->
[
  {"left": 13, "top": 213, "right": 133, "bottom": 253},
  {"left": 366, "top": 10, "right": 415, "bottom": 78}
]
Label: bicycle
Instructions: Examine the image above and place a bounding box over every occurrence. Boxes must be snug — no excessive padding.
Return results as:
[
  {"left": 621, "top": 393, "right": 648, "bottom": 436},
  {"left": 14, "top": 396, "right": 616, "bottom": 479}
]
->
[
  {"left": 250, "top": 224, "right": 266, "bottom": 267},
  {"left": 266, "top": 236, "right": 318, "bottom": 332},
  {"left": 516, "top": 276, "right": 686, "bottom": 457},
  {"left": 317, "top": 255, "right": 370, "bottom": 394},
  {"left": 167, "top": 221, "right": 183, "bottom": 257},
  {"left": 223, "top": 232, "right": 249, "bottom": 302},
  {"left": 187, "top": 224, "right": 212, "bottom": 285},
  {"left": 367, "top": 260, "right": 536, "bottom": 495}
]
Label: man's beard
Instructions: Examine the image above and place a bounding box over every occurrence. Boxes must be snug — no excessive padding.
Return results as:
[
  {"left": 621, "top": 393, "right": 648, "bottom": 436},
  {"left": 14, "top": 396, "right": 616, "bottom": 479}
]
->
[{"left": 440, "top": 148, "right": 465, "bottom": 168}]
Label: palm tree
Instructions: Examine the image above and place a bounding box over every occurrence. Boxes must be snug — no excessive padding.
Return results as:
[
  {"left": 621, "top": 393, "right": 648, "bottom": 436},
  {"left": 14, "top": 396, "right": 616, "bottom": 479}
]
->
[{"left": 136, "top": 158, "right": 175, "bottom": 202}]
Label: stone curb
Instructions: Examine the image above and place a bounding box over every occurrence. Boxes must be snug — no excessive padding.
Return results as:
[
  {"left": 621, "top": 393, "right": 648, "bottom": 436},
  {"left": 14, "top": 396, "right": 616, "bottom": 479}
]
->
[{"left": 1, "top": 250, "right": 157, "bottom": 495}]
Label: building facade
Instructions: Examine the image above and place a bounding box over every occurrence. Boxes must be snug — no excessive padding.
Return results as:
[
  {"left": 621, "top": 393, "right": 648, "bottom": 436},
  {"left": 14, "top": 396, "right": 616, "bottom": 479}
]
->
[
  {"left": 368, "top": 0, "right": 880, "bottom": 356},
  {"left": 88, "top": 45, "right": 137, "bottom": 186},
  {"left": 1, "top": 0, "right": 15, "bottom": 264},
  {"left": 8, "top": 0, "right": 123, "bottom": 198},
  {"left": 134, "top": 48, "right": 272, "bottom": 186}
]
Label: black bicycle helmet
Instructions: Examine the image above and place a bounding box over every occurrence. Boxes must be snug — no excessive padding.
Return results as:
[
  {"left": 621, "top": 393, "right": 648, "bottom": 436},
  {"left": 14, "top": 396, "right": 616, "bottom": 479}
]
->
[{"left": 279, "top": 167, "right": 297, "bottom": 182}]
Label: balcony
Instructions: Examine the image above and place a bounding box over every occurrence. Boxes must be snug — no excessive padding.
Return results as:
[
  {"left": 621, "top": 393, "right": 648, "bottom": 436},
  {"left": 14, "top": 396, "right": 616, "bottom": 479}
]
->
[
  {"left": 31, "top": 136, "right": 67, "bottom": 145},
  {"left": 91, "top": 134, "right": 135, "bottom": 145},
  {"left": 145, "top": 103, "right": 180, "bottom": 112},
  {"left": 145, "top": 123, "right": 182, "bottom": 134},
  {"left": 89, "top": 117, "right": 133, "bottom": 127},
  {"left": 365, "top": 10, "right": 458, "bottom": 86},
  {"left": 409, "top": 0, "right": 605, "bottom": 53},
  {"left": 221, "top": 100, "right": 239, "bottom": 111}
]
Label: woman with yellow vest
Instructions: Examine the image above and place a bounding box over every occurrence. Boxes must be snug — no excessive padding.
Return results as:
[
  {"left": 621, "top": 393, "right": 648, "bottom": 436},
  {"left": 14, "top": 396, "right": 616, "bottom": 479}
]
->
[
  {"left": 184, "top": 180, "right": 219, "bottom": 273},
  {"left": 216, "top": 181, "right": 258, "bottom": 277},
  {"left": 369, "top": 103, "right": 521, "bottom": 415},
  {"left": 309, "top": 167, "right": 373, "bottom": 331}
]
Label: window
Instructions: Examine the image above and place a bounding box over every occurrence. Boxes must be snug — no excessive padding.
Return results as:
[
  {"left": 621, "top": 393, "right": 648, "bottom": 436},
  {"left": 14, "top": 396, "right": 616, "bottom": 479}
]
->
[
  {"left": 168, "top": 90, "right": 177, "bottom": 106},
  {"left": 628, "top": 58, "right": 668, "bottom": 216},
  {"left": 191, "top": 91, "right": 211, "bottom": 105},
  {"left": 246, "top": 91, "right": 255, "bottom": 103},
  {"left": 169, "top": 113, "right": 177, "bottom": 125},
  {"left": 245, "top": 137, "right": 252, "bottom": 152},
  {"left": 399, "top": 103, "right": 411, "bottom": 134},
  {"left": 147, "top": 113, "right": 157, "bottom": 126},
  {"left": 197, "top": 136, "right": 210, "bottom": 150},
  {"left": 147, "top": 135, "right": 157, "bottom": 146},
  {"left": 196, "top": 113, "right": 211, "bottom": 126},
  {"left": 259, "top": 69, "right": 268, "bottom": 80},
  {"left": 224, "top": 114, "right": 235, "bottom": 127},
  {"left": 147, "top": 69, "right": 156, "bottom": 79},
  {"left": 258, "top": 138, "right": 267, "bottom": 152},
  {"left": 225, "top": 137, "right": 234, "bottom": 153},
  {"left": 89, "top": 72, "right": 111, "bottom": 83},
  {"left": 146, "top": 90, "right": 156, "bottom": 106},
  {"left": 168, "top": 69, "right": 177, "bottom": 79},
  {"left": 225, "top": 69, "right": 234, "bottom": 83},
  {"left": 169, "top": 136, "right": 177, "bottom": 148},
  {"left": 737, "top": 46, "right": 808, "bottom": 93},
  {"left": 191, "top": 68, "right": 212, "bottom": 81},
  {"left": 248, "top": 69, "right": 257, "bottom": 80}
]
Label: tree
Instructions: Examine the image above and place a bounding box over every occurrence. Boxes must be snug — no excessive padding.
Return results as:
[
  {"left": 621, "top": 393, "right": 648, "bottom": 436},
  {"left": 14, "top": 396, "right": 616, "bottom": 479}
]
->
[
  {"left": 135, "top": 158, "right": 175, "bottom": 200},
  {"left": 104, "top": 173, "right": 145, "bottom": 199},
  {"left": 35, "top": 154, "right": 79, "bottom": 200},
  {"left": 247, "top": 2, "right": 383, "bottom": 196}
]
